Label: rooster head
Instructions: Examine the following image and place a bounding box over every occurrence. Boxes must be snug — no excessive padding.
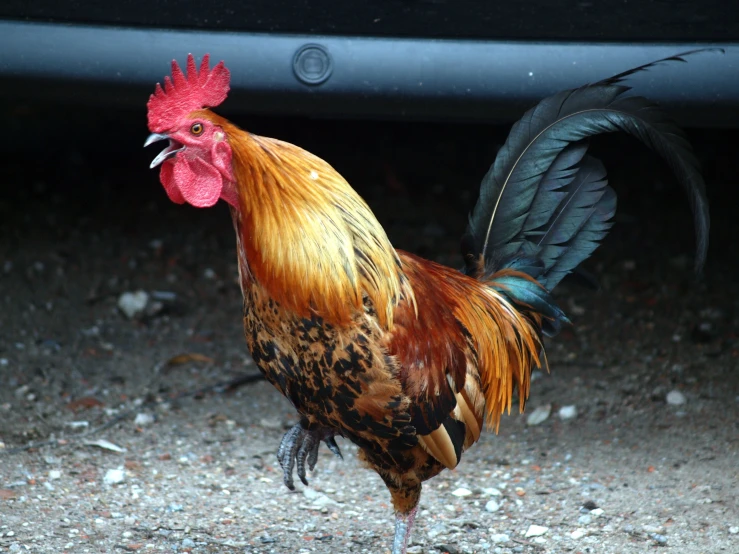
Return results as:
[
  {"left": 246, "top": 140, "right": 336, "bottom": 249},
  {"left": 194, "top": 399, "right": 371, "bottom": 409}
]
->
[{"left": 145, "top": 54, "right": 237, "bottom": 208}]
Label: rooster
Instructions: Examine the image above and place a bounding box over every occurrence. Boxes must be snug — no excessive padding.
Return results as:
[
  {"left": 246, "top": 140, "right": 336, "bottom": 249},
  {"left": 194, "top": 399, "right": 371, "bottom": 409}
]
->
[{"left": 145, "top": 53, "right": 709, "bottom": 553}]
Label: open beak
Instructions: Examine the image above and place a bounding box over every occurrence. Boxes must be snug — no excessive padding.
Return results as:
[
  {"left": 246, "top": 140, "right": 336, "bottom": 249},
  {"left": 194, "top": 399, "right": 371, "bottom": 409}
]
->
[{"left": 145, "top": 133, "right": 185, "bottom": 169}]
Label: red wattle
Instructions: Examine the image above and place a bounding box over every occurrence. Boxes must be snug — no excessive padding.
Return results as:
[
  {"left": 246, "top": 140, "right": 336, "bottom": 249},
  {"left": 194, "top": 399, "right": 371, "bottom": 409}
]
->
[
  {"left": 160, "top": 160, "right": 185, "bottom": 204},
  {"left": 170, "top": 157, "right": 224, "bottom": 208}
]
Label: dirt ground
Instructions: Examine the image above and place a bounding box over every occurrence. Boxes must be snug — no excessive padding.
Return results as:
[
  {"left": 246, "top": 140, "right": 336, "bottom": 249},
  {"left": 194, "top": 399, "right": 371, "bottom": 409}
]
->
[{"left": 1, "top": 104, "right": 738, "bottom": 554}]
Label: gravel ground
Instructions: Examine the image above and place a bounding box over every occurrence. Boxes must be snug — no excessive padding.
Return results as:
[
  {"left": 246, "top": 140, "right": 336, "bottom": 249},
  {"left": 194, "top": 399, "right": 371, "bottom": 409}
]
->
[{"left": 1, "top": 104, "right": 738, "bottom": 553}]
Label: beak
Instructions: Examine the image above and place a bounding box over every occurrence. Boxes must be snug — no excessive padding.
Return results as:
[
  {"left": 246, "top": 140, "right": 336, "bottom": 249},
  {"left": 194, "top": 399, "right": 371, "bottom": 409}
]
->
[{"left": 145, "top": 133, "right": 185, "bottom": 169}]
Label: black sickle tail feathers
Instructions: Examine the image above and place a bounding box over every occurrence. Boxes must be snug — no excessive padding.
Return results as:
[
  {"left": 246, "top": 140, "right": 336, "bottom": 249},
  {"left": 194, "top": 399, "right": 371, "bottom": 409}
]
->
[
  {"left": 463, "top": 49, "right": 714, "bottom": 334},
  {"left": 462, "top": 49, "right": 716, "bottom": 334}
]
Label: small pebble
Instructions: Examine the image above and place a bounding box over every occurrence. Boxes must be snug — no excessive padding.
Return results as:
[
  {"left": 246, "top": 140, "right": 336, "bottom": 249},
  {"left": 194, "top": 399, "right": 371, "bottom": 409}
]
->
[
  {"left": 578, "top": 515, "right": 592, "bottom": 525},
  {"left": 48, "top": 470, "right": 62, "bottom": 480},
  {"left": 103, "top": 468, "right": 126, "bottom": 485},
  {"left": 590, "top": 508, "right": 604, "bottom": 517},
  {"left": 527, "top": 404, "right": 551, "bottom": 426},
  {"left": 525, "top": 525, "right": 548, "bottom": 538},
  {"left": 66, "top": 421, "right": 89, "bottom": 429},
  {"left": 134, "top": 413, "right": 155, "bottom": 427},
  {"left": 303, "top": 487, "right": 337, "bottom": 507},
  {"left": 490, "top": 534, "right": 510, "bottom": 543},
  {"left": 558, "top": 405, "right": 577, "bottom": 420},
  {"left": 117, "top": 291, "right": 149, "bottom": 319},
  {"left": 452, "top": 487, "right": 472, "bottom": 497},
  {"left": 666, "top": 390, "right": 686, "bottom": 405},
  {"left": 182, "top": 538, "right": 196, "bottom": 548},
  {"left": 728, "top": 526, "right": 739, "bottom": 534},
  {"left": 570, "top": 529, "right": 585, "bottom": 539},
  {"left": 485, "top": 500, "right": 500, "bottom": 513},
  {"left": 649, "top": 533, "right": 668, "bottom": 545}
]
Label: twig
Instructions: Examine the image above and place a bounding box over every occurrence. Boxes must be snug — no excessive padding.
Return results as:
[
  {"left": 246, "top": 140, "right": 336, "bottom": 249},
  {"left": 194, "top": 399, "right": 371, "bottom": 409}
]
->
[
  {"left": 0, "top": 405, "right": 138, "bottom": 456},
  {"left": 0, "top": 362, "right": 263, "bottom": 456}
]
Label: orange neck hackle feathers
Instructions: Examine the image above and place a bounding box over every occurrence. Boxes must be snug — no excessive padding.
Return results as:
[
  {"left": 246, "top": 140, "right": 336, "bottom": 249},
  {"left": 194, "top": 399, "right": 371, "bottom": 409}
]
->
[{"left": 201, "top": 111, "right": 404, "bottom": 328}]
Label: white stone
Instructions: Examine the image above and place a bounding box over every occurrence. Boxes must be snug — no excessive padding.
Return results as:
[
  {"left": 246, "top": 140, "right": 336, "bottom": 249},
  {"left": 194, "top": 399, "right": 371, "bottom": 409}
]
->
[
  {"left": 103, "top": 469, "right": 126, "bottom": 485},
  {"left": 666, "top": 390, "right": 686, "bottom": 405},
  {"left": 570, "top": 529, "right": 585, "bottom": 539},
  {"left": 311, "top": 495, "right": 337, "bottom": 508},
  {"left": 134, "top": 413, "right": 155, "bottom": 427},
  {"left": 452, "top": 487, "right": 473, "bottom": 497},
  {"left": 117, "top": 291, "right": 149, "bottom": 319},
  {"left": 490, "top": 534, "right": 510, "bottom": 543},
  {"left": 558, "top": 405, "right": 578, "bottom": 420},
  {"left": 525, "top": 525, "right": 549, "bottom": 537},
  {"left": 485, "top": 500, "right": 500, "bottom": 513},
  {"left": 526, "top": 404, "right": 551, "bottom": 426},
  {"left": 48, "top": 470, "right": 62, "bottom": 480}
]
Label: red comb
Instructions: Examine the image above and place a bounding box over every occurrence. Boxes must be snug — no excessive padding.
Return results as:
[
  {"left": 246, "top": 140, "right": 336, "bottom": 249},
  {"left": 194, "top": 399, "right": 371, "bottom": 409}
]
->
[{"left": 147, "top": 53, "right": 231, "bottom": 132}]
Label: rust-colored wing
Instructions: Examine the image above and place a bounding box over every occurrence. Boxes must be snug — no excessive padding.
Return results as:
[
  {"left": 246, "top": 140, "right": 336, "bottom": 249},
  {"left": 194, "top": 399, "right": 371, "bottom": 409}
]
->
[{"left": 387, "top": 251, "right": 543, "bottom": 469}]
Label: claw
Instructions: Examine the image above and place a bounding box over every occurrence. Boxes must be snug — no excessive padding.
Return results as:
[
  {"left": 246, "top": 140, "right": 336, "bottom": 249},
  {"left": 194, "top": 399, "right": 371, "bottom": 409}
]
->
[
  {"left": 325, "top": 436, "right": 343, "bottom": 460},
  {"left": 276, "top": 424, "right": 303, "bottom": 490},
  {"left": 306, "top": 437, "right": 320, "bottom": 472},
  {"left": 296, "top": 432, "right": 318, "bottom": 486},
  {"left": 276, "top": 422, "right": 342, "bottom": 491}
]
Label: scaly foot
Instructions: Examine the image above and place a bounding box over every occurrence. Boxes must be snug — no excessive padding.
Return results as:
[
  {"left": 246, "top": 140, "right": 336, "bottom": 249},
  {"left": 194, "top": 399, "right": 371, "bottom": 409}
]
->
[{"left": 276, "top": 422, "right": 342, "bottom": 490}]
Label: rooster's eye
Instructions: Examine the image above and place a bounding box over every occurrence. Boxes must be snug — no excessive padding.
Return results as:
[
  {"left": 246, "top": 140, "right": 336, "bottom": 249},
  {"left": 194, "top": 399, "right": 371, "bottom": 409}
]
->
[{"left": 190, "top": 122, "right": 204, "bottom": 135}]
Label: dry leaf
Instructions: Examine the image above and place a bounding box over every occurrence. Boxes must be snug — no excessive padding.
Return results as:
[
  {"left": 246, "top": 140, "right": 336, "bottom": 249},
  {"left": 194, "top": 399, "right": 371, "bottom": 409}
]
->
[
  {"left": 67, "top": 397, "right": 104, "bottom": 412},
  {"left": 166, "top": 353, "right": 214, "bottom": 366}
]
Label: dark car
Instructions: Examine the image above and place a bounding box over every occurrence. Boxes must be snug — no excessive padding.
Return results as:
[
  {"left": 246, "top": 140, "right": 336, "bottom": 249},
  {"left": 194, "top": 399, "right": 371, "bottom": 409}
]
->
[{"left": 0, "top": 0, "right": 737, "bottom": 126}]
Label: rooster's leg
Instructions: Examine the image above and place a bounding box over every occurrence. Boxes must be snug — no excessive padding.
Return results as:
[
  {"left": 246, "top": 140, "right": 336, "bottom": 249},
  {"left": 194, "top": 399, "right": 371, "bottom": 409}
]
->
[
  {"left": 382, "top": 477, "right": 422, "bottom": 554},
  {"left": 276, "top": 420, "right": 342, "bottom": 490},
  {"left": 392, "top": 505, "right": 418, "bottom": 554}
]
